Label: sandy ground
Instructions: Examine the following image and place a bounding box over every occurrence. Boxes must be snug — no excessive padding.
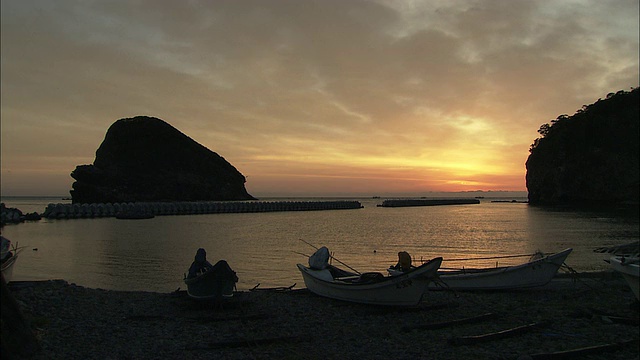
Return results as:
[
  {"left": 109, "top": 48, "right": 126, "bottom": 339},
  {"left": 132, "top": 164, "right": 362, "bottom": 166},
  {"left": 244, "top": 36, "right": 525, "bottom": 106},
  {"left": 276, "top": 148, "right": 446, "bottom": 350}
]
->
[{"left": 5, "top": 272, "right": 640, "bottom": 360}]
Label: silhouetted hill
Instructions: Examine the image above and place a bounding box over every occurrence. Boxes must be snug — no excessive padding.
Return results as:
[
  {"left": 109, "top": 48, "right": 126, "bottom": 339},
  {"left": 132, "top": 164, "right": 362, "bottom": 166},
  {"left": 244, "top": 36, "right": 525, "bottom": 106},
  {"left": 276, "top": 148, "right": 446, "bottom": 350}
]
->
[
  {"left": 70, "top": 116, "right": 255, "bottom": 203},
  {"left": 526, "top": 88, "right": 639, "bottom": 206}
]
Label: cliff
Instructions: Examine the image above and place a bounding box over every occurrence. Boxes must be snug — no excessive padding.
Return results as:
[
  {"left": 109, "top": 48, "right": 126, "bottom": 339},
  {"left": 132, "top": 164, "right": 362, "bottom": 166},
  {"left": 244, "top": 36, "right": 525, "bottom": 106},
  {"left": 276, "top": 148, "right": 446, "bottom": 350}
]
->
[
  {"left": 526, "top": 88, "right": 639, "bottom": 206},
  {"left": 70, "top": 116, "right": 255, "bottom": 203}
]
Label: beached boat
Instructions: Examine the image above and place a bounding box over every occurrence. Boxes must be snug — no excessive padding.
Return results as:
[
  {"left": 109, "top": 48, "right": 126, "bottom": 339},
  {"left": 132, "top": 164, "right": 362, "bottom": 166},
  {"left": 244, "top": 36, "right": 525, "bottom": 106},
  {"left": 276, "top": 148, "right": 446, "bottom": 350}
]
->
[
  {"left": 184, "top": 248, "right": 238, "bottom": 299},
  {"left": 297, "top": 247, "right": 443, "bottom": 306},
  {"left": 389, "top": 248, "right": 573, "bottom": 290},
  {"left": 609, "top": 256, "right": 639, "bottom": 300},
  {"left": 594, "top": 241, "right": 639, "bottom": 257},
  {"left": 1, "top": 236, "right": 21, "bottom": 283}
]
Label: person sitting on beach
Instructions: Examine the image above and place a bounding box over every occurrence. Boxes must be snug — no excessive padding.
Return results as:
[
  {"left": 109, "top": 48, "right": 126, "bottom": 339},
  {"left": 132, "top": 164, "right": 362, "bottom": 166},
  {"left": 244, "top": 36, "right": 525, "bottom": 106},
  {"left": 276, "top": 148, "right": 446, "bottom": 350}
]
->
[{"left": 187, "top": 248, "right": 214, "bottom": 278}]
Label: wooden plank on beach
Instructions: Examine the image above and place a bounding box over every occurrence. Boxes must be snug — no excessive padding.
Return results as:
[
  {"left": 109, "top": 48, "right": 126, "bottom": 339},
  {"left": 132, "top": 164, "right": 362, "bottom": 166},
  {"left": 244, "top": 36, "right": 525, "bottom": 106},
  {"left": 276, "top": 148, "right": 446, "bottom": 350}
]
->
[
  {"left": 448, "top": 321, "right": 549, "bottom": 346},
  {"left": 249, "top": 283, "right": 296, "bottom": 292},
  {"left": 125, "top": 313, "right": 269, "bottom": 323},
  {"left": 186, "top": 335, "right": 305, "bottom": 350},
  {"left": 600, "top": 315, "right": 640, "bottom": 326},
  {"left": 402, "top": 312, "right": 496, "bottom": 332},
  {"left": 528, "top": 339, "right": 638, "bottom": 359},
  {"left": 365, "top": 302, "right": 459, "bottom": 316}
]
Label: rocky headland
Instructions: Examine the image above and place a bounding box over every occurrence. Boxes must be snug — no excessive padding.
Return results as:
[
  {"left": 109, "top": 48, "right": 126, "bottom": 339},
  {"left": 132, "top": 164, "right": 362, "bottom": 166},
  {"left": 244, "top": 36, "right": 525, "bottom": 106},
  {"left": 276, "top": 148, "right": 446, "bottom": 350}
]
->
[
  {"left": 0, "top": 203, "right": 41, "bottom": 225},
  {"left": 526, "top": 88, "right": 639, "bottom": 206},
  {"left": 70, "top": 116, "right": 255, "bottom": 204}
]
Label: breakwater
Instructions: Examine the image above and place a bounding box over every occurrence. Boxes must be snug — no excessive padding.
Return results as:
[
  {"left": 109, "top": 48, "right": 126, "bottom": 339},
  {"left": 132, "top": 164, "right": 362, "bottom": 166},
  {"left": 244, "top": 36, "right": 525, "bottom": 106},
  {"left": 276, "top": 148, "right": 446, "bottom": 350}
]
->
[
  {"left": 378, "top": 199, "right": 480, "bottom": 207},
  {"left": 41, "top": 200, "right": 364, "bottom": 219}
]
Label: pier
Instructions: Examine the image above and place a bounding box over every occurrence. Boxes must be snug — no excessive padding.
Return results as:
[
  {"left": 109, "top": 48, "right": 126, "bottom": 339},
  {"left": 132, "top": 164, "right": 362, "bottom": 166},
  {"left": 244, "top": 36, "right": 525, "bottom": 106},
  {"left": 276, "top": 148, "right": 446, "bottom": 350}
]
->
[
  {"left": 41, "top": 200, "right": 364, "bottom": 219},
  {"left": 377, "top": 199, "right": 480, "bottom": 208}
]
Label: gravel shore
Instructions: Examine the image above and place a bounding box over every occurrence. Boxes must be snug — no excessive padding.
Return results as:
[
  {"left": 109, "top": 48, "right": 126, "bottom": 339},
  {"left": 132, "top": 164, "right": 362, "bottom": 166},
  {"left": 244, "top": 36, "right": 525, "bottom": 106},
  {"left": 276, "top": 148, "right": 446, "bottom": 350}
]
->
[{"left": 6, "top": 272, "right": 640, "bottom": 360}]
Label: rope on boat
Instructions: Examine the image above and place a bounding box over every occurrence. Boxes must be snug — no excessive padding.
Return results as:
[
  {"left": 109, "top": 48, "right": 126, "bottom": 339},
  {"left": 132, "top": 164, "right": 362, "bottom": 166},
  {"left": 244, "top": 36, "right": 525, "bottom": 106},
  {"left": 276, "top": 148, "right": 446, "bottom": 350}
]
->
[{"left": 559, "top": 262, "right": 602, "bottom": 291}]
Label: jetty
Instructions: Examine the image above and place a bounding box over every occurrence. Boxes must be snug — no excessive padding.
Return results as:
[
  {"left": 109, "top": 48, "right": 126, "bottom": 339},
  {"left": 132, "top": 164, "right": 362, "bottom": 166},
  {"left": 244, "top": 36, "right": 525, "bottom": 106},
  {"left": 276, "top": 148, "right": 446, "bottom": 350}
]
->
[
  {"left": 377, "top": 199, "right": 480, "bottom": 208},
  {"left": 41, "top": 200, "right": 364, "bottom": 219}
]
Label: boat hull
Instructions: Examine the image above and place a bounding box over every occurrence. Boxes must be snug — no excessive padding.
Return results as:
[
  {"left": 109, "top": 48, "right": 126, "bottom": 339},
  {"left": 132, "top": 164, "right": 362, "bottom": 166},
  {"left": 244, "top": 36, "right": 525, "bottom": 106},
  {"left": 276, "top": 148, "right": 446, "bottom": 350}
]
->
[
  {"left": 610, "top": 256, "right": 639, "bottom": 300},
  {"left": 431, "top": 248, "right": 573, "bottom": 290},
  {"left": 297, "top": 257, "right": 442, "bottom": 306},
  {"left": 1, "top": 252, "right": 19, "bottom": 283}
]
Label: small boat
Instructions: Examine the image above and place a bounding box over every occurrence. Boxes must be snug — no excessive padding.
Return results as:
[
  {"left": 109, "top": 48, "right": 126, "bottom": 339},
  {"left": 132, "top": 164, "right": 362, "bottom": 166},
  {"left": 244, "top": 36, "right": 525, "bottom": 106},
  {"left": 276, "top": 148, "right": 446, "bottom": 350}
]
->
[
  {"left": 184, "top": 248, "right": 238, "bottom": 299},
  {"left": 297, "top": 247, "right": 443, "bottom": 306},
  {"left": 389, "top": 248, "right": 573, "bottom": 290},
  {"left": 1, "top": 236, "right": 22, "bottom": 283},
  {"left": 594, "top": 241, "right": 639, "bottom": 257},
  {"left": 609, "top": 256, "right": 639, "bottom": 300},
  {"left": 594, "top": 241, "right": 639, "bottom": 300}
]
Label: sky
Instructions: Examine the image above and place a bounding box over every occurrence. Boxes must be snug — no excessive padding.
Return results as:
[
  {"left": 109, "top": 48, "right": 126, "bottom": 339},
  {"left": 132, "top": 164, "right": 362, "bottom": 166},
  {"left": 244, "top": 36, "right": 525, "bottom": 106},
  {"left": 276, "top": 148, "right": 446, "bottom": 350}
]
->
[{"left": 1, "top": 0, "right": 638, "bottom": 198}]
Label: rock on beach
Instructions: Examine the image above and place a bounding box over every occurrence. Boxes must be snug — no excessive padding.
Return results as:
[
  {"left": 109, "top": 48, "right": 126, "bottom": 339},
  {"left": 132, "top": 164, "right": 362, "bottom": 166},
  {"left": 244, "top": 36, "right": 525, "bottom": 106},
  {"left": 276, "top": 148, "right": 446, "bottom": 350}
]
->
[{"left": 6, "top": 273, "right": 640, "bottom": 360}]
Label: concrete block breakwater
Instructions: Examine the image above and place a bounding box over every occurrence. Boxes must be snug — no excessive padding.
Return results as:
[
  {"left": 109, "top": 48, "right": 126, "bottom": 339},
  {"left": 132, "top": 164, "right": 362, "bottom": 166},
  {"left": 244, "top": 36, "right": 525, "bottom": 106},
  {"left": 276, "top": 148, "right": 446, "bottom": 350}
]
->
[
  {"left": 378, "top": 199, "right": 480, "bottom": 207},
  {"left": 42, "top": 200, "right": 364, "bottom": 219}
]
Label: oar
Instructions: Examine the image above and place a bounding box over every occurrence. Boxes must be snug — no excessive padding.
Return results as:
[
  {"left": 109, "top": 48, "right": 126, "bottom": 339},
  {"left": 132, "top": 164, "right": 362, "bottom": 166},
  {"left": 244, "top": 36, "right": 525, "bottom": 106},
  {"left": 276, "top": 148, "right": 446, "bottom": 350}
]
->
[
  {"left": 299, "top": 239, "right": 361, "bottom": 275},
  {"left": 299, "top": 238, "right": 320, "bottom": 251}
]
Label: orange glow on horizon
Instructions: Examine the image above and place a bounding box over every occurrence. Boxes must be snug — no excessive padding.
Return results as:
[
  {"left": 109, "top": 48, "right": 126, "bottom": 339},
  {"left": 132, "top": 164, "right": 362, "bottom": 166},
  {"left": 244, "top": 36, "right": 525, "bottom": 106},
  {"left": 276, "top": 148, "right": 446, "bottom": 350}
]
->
[{"left": 1, "top": 1, "right": 636, "bottom": 197}]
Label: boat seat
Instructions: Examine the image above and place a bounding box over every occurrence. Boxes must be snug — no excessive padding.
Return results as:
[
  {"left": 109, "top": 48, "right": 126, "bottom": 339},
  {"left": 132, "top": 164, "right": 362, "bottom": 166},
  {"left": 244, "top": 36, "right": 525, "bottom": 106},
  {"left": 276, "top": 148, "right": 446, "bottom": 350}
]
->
[
  {"left": 358, "top": 272, "right": 384, "bottom": 283},
  {"left": 335, "top": 272, "right": 386, "bottom": 284},
  {"left": 334, "top": 275, "right": 361, "bottom": 283}
]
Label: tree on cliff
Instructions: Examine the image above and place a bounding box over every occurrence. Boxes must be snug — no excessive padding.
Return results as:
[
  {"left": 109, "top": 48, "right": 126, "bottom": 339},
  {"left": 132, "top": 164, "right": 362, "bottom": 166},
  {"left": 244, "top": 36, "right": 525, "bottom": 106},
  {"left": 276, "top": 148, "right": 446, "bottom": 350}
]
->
[{"left": 526, "top": 88, "right": 639, "bottom": 206}]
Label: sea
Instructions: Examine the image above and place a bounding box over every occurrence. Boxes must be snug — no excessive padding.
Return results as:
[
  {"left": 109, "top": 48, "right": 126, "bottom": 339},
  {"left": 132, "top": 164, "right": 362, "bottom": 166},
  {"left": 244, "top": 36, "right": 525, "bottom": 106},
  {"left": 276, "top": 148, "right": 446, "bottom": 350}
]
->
[{"left": 1, "top": 196, "right": 638, "bottom": 293}]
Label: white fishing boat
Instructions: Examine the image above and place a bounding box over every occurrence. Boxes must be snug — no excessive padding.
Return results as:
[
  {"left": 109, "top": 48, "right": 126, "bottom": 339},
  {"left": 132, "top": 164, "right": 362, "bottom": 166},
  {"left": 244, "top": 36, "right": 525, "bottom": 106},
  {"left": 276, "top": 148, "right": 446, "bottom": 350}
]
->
[
  {"left": 389, "top": 248, "right": 573, "bottom": 290},
  {"left": 297, "top": 247, "right": 443, "bottom": 306},
  {"left": 609, "top": 256, "right": 639, "bottom": 300},
  {"left": 1, "top": 236, "right": 22, "bottom": 283}
]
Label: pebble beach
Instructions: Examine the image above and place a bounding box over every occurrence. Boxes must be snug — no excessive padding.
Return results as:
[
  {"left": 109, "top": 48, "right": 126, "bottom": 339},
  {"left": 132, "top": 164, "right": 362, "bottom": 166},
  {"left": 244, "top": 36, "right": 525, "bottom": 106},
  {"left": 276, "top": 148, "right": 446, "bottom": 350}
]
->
[{"left": 6, "top": 272, "right": 640, "bottom": 360}]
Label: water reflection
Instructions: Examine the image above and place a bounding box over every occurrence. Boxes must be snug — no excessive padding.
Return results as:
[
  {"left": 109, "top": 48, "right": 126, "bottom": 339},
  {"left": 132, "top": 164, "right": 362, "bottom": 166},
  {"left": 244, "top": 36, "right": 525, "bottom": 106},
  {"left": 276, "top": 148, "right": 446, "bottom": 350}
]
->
[{"left": 3, "top": 199, "right": 638, "bottom": 292}]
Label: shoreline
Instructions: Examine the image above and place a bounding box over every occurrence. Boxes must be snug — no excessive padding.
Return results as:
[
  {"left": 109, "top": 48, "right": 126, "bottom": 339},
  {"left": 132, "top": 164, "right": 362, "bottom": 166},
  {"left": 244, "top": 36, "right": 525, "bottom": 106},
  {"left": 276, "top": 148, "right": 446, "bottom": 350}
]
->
[{"left": 5, "top": 273, "right": 639, "bottom": 359}]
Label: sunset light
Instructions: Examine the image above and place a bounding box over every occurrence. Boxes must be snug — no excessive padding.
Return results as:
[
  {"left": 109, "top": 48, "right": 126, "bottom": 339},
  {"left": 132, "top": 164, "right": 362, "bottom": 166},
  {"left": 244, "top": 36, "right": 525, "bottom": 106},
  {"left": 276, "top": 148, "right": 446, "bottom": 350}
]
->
[{"left": 1, "top": 0, "right": 638, "bottom": 197}]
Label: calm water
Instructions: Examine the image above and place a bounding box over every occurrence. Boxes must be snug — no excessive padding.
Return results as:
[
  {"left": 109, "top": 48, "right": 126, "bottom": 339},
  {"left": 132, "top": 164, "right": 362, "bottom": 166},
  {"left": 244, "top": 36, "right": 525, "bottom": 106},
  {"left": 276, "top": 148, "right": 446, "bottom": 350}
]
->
[{"left": 1, "top": 196, "right": 638, "bottom": 292}]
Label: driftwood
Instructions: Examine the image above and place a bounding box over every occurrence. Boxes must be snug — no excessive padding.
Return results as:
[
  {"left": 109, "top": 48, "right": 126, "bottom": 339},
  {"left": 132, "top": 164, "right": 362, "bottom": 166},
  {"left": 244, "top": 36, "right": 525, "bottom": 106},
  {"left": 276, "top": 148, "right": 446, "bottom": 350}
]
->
[
  {"left": 363, "top": 302, "right": 459, "bottom": 316},
  {"left": 1, "top": 273, "right": 41, "bottom": 357},
  {"left": 528, "top": 339, "right": 639, "bottom": 359},
  {"left": 569, "top": 307, "right": 640, "bottom": 325},
  {"left": 125, "top": 313, "right": 269, "bottom": 323},
  {"left": 250, "top": 283, "right": 296, "bottom": 292},
  {"left": 448, "top": 321, "right": 549, "bottom": 346},
  {"left": 402, "top": 312, "right": 496, "bottom": 332},
  {"left": 186, "top": 335, "right": 304, "bottom": 350},
  {"left": 600, "top": 315, "right": 639, "bottom": 326}
]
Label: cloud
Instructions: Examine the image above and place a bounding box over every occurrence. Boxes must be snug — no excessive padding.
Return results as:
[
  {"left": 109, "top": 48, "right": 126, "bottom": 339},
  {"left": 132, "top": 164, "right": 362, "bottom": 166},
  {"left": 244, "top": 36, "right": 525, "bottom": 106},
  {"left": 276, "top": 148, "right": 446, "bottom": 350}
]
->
[{"left": 1, "top": 0, "right": 638, "bottom": 196}]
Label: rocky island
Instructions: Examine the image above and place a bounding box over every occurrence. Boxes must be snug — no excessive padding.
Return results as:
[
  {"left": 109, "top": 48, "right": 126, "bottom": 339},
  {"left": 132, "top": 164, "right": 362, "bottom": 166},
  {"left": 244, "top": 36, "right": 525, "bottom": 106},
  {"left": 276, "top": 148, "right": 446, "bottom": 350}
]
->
[
  {"left": 526, "top": 88, "right": 639, "bottom": 206},
  {"left": 70, "top": 116, "right": 256, "bottom": 204}
]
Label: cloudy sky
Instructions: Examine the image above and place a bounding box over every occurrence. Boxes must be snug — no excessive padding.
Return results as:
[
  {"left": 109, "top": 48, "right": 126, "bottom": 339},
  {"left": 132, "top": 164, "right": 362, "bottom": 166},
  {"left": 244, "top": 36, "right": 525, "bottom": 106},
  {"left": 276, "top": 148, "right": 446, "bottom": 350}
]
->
[{"left": 1, "top": 0, "right": 638, "bottom": 197}]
